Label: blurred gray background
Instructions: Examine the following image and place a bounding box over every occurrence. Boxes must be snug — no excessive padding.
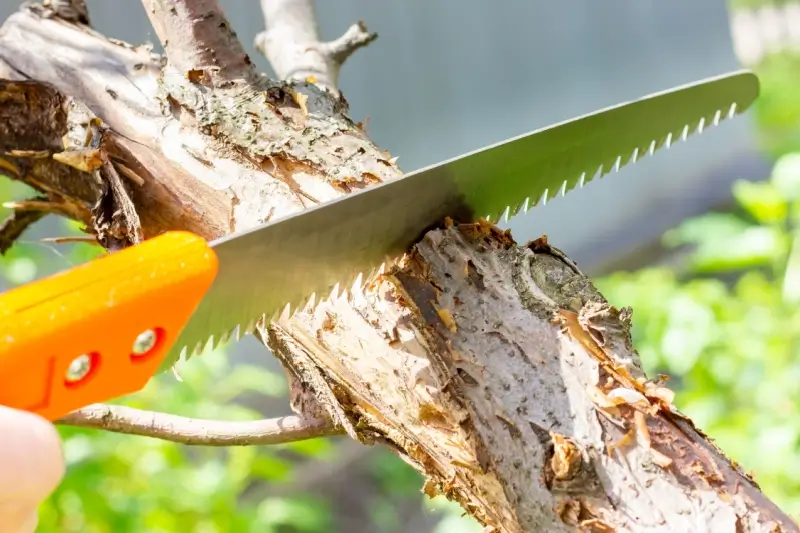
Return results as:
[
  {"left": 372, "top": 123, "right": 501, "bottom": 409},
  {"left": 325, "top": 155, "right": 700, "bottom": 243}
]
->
[
  {"left": 0, "top": 1, "right": 769, "bottom": 531},
  {"left": 0, "top": 0, "right": 768, "bottom": 275}
]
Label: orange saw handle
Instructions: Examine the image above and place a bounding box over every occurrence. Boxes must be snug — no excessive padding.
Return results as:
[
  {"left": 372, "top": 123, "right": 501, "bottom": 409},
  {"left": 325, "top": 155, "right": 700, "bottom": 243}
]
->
[{"left": 0, "top": 231, "right": 218, "bottom": 421}]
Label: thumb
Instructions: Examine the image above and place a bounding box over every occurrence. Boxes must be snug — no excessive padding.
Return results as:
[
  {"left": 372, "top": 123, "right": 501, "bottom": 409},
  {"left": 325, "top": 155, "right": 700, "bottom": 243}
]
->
[{"left": 0, "top": 406, "right": 65, "bottom": 533}]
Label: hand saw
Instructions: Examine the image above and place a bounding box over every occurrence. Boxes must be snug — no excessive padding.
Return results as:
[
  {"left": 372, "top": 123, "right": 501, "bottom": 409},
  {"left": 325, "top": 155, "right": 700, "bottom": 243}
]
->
[{"left": 0, "top": 70, "right": 759, "bottom": 421}]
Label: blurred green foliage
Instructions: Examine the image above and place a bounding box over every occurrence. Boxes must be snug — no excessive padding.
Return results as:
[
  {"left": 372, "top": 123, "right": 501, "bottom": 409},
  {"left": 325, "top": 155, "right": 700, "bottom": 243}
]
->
[
  {"left": 596, "top": 156, "right": 800, "bottom": 511},
  {"left": 595, "top": 45, "right": 800, "bottom": 512},
  {"left": 729, "top": 0, "right": 796, "bottom": 10},
  {"left": 749, "top": 53, "right": 800, "bottom": 158},
  {"left": 0, "top": 193, "right": 478, "bottom": 531},
  {"left": 40, "top": 345, "right": 338, "bottom": 533}
]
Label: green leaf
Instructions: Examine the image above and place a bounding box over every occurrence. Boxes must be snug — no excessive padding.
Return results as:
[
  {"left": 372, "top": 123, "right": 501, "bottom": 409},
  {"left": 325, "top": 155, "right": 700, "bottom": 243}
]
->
[
  {"left": 660, "top": 294, "right": 717, "bottom": 374},
  {"left": 213, "top": 364, "right": 286, "bottom": 400},
  {"left": 283, "top": 436, "right": 335, "bottom": 458},
  {"left": 732, "top": 180, "right": 787, "bottom": 224},
  {"left": 3, "top": 256, "right": 37, "bottom": 284},
  {"left": 771, "top": 152, "right": 800, "bottom": 200},
  {"left": 432, "top": 512, "right": 483, "bottom": 533},
  {"left": 428, "top": 497, "right": 483, "bottom": 533},
  {"left": 367, "top": 449, "right": 425, "bottom": 497},
  {"left": 662, "top": 212, "right": 752, "bottom": 248},
  {"left": 249, "top": 454, "right": 292, "bottom": 482},
  {"left": 256, "top": 497, "right": 332, "bottom": 532},
  {"left": 689, "top": 226, "right": 787, "bottom": 273}
]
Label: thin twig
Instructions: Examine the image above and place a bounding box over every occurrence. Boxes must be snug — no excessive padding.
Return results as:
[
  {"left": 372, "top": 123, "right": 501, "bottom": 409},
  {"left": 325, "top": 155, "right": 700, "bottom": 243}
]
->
[
  {"left": 2, "top": 200, "right": 55, "bottom": 212},
  {"left": 321, "top": 21, "right": 378, "bottom": 65},
  {"left": 40, "top": 235, "right": 99, "bottom": 245},
  {"left": 255, "top": 0, "right": 377, "bottom": 93},
  {"left": 57, "top": 403, "right": 342, "bottom": 446}
]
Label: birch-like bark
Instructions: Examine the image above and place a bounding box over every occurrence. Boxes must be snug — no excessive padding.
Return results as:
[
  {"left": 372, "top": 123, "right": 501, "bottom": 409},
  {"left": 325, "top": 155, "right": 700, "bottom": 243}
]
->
[
  {"left": 255, "top": 0, "right": 377, "bottom": 94},
  {"left": 0, "top": 2, "right": 796, "bottom": 532}
]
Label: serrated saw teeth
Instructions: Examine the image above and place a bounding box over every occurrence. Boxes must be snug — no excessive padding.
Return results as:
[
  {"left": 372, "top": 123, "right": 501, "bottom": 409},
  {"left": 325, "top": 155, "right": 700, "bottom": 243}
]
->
[
  {"left": 306, "top": 292, "right": 317, "bottom": 311},
  {"left": 282, "top": 303, "right": 292, "bottom": 322},
  {"left": 191, "top": 338, "right": 206, "bottom": 357},
  {"left": 351, "top": 272, "right": 365, "bottom": 293},
  {"left": 209, "top": 334, "right": 221, "bottom": 350},
  {"left": 217, "top": 329, "right": 233, "bottom": 346},
  {"left": 290, "top": 297, "right": 307, "bottom": 318},
  {"left": 487, "top": 99, "right": 745, "bottom": 225},
  {"left": 171, "top": 72, "right": 758, "bottom": 363}
]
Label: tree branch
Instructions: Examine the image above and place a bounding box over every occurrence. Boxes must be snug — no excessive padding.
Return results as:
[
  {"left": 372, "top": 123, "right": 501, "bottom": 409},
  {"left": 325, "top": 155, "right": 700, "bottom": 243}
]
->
[
  {"left": 0, "top": 199, "right": 50, "bottom": 254},
  {"left": 141, "top": 0, "right": 254, "bottom": 82},
  {"left": 322, "top": 21, "right": 378, "bottom": 65},
  {"left": 41, "top": 0, "right": 91, "bottom": 26},
  {"left": 255, "top": 0, "right": 377, "bottom": 93},
  {"left": 57, "top": 404, "right": 342, "bottom": 446}
]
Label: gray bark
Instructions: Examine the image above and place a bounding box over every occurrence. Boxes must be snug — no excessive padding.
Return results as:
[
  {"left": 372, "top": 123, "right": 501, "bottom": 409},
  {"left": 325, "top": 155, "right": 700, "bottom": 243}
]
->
[{"left": 0, "top": 3, "right": 796, "bottom": 532}]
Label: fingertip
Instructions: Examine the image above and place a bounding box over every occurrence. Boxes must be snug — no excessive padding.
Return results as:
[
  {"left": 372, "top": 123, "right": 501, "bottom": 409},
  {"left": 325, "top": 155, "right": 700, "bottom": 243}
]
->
[{"left": 0, "top": 406, "right": 65, "bottom": 503}]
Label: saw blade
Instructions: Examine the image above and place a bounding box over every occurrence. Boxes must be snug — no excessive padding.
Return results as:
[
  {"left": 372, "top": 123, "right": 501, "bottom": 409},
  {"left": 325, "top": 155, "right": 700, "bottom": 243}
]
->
[{"left": 166, "top": 69, "right": 759, "bottom": 367}]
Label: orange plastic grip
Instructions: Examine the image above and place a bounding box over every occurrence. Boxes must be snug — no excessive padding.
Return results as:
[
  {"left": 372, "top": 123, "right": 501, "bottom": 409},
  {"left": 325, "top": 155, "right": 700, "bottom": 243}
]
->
[{"left": 0, "top": 231, "right": 218, "bottom": 421}]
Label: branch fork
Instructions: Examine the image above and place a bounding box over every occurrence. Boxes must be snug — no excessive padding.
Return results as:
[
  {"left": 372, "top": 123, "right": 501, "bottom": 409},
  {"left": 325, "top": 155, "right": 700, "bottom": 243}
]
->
[{"left": 255, "top": 0, "right": 377, "bottom": 94}]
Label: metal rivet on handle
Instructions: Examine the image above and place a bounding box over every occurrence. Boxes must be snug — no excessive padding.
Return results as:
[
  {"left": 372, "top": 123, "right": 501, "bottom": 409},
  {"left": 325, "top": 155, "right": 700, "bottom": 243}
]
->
[
  {"left": 65, "top": 354, "right": 92, "bottom": 383},
  {"left": 132, "top": 329, "right": 157, "bottom": 357}
]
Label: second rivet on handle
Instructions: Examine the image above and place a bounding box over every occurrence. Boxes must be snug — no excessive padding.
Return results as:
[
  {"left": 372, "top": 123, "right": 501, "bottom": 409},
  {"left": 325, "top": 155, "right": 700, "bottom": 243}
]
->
[
  {"left": 131, "top": 329, "right": 158, "bottom": 357},
  {"left": 65, "top": 354, "right": 93, "bottom": 383}
]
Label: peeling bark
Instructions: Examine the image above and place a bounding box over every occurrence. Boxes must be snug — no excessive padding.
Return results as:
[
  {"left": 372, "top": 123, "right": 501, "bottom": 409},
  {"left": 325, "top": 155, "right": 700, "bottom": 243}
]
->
[
  {"left": 0, "top": 2, "right": 797, "bottom": 532},
  {"left": 266, "top": 223, "right": 797, "bottom": 532}
]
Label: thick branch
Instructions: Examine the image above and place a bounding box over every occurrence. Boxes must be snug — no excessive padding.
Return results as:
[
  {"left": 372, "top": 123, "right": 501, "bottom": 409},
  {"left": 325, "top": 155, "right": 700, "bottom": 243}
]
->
[
  {"left": 141, "top": 0, "right": 254, "bottom": 81},
  {"left": 255, "top": 0, "right": 377, "bottom": 93},
  {"left": 58, "top": 404, "right": 342, "bottom": 446},
  {"left": 0, "top": 25, "right": 231, "bottom": 240}
]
